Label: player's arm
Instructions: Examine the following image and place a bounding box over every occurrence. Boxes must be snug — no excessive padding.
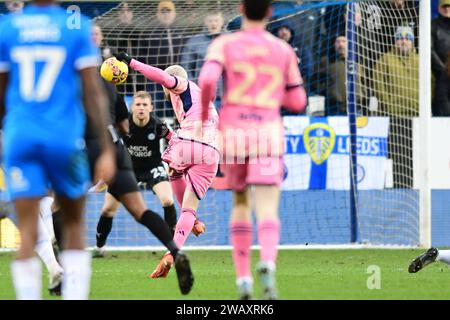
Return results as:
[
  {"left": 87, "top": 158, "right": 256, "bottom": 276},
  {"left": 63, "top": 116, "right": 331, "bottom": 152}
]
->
[
  {"left": 198, "top": 60, "right": 223, "bottom": 122},
  {"left": 79, "top": 67, "right": 116, "bottom": 183},
  {"left": 115, "top": 93, "right": 129, "bottom": 136},
  {"left": 283, "top": 48, "right": 307, "bottom": 113},
  {"left": 198, "top": 37, "right": 225, "bottom": 122},
  {"left": 114, "top": 52, "right": 177, "bottom": 89}
]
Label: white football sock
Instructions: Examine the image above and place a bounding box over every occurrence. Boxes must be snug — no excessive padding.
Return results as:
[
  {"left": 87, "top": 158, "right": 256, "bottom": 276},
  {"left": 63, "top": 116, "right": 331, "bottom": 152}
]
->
[
  {"left": 60, "top": 250, "right": 92, "bottom": 300},
  {"left": 39, "top": 196, "right": 55, "bottom": 241},
  {"left": 437, "top": 249, "right": 450, "bottom": 265},
  {"left": 11, "top": 257, "right": 42, "bottom": 300},
  {"left": 36, "top": 215, "right": 62, "bottom": 274}
]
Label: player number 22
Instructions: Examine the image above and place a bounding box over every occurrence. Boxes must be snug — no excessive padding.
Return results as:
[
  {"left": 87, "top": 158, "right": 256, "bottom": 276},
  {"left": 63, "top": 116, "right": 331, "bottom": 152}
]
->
[
  {"left": 228, "top": 62, "right": 282, "bottom": 109},
  {"left": 12, "top": 46, "right": 66, "bottom": 102}
]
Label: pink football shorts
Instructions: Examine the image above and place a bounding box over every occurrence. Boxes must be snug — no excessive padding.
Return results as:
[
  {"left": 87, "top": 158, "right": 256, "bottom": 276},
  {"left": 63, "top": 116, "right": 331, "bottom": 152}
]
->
[
  {"left": 222, "top": 156, "right": 284, "bottom": 192},
  {"left": 162, "top": 137, "right": 219, "bottom": 199}
]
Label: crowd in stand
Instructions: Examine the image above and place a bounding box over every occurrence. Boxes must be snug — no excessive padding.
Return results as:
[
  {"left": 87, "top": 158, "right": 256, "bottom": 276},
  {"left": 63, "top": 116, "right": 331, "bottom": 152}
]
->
[{"left": 1, "top": 0, "right": 449, "bottom": 118}]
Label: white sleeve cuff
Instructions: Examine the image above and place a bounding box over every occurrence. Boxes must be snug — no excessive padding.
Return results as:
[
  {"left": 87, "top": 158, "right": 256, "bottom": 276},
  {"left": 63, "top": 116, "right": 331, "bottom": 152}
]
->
[{"left": 75, "top": 55, "right": 101, "bottom": 70}]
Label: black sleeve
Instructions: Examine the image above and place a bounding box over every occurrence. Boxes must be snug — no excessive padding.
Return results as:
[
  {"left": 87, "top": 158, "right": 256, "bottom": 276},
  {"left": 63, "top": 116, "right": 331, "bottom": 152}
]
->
[
  {"left": 115, "top": 93, "right": 129, "bottom": 124},
  {"left": 154, "top": 116, "right": 171, "bottom": 139}
]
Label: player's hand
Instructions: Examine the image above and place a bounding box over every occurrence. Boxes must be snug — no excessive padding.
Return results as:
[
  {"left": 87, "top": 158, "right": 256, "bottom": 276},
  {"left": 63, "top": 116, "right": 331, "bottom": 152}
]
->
[
  {"left": 113, "top": 51, "right": 132, "bottom": 65},
  {"left": 93, "top": 147, "right": 116, "bottom": 185}
]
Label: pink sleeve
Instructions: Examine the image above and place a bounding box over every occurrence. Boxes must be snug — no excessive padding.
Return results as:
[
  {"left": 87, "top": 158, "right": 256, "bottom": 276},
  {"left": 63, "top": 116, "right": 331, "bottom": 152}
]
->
[
  {"left": 283, "top": 85, "right": 307, "bottom": 113},
  {"left": 129, "top": 59, "right": 177, "bottom": 89},
  {"left": 199, "top": 60, "right": 223, "bottom": 121},
  {"left": 286, "top": 47, "right": 303, "bottom": 87},
  {"left": 283, "top": 47, "right": 306, "bottom": 113}
]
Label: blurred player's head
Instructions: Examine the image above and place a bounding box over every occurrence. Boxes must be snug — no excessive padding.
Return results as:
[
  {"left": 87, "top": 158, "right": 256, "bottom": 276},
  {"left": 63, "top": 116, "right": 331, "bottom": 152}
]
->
[
  {"left": 334, "top": 36, "right": 347, "bottom": 59},
  {"left": 162, "top": 65, "right": 188, "bottom": 100},
  {"left": 394, "top": 26, "right": 414, "bottom": 55},
  {"left": 119, "top": 2, "right": 134, "bottom": 26},
  {"left": 240, "top": 0, "right": 272, "bottom": 21},
  {"left": 157, "top": 1, "right": 176, "bottom": 27},
  {"left": 439, "top": 0, "right": 450, "bottom": 18},
  {"left": 205, "top": 11, "right": 224, "bottom": 35},
  {"left": 6, "top": 0, "right": 24, "bottom": 12},
  {"left": 132, "top": 91, "right": 153, "bottom": 121}
]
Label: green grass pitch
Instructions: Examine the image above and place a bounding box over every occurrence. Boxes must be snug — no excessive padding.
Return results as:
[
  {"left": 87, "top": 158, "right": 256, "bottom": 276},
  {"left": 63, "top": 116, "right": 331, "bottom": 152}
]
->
[{"left": 1, "top": 249, "right": 449, "bottom": 300}]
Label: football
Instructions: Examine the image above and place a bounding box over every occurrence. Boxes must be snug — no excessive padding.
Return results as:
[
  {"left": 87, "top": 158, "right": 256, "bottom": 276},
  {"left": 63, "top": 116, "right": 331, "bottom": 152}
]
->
[{"left": 100, "top": 57, "right": 128, "bottom": 85}]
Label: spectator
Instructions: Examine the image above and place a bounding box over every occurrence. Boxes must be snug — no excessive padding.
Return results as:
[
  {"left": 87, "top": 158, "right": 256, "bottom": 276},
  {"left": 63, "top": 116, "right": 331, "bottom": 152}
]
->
[
  {"left": 140, "top": 0, "right": 185, "bottom": 117},
  {"left": 373, "top": 26, "right": 418, "bottom": 117},
  {"left": 180, "top": 0, "right": 204, "bottom": 34},
  {"left": 118, "top": 1, "right": 133, "bottom": 26},
  {"left": 373, "top": 26, "right": 418, "bottom": 188},
  {"left": 433, "top": 51, "right": 450, "bottom": 116},
  {"left": 323, "top": 35, "right": 365, "bottom": 115},
  {"left": 112, "top": 2, "right": 141, "bottom": 96},
  {"left": 181, "top": 11, "right": 224, "bottom": 82},
  {"left": 432, "top": 0, "right": 450, "bottom": 81},
  {"left": 5, "top": 0, "right": 23, "bottom": 13},
  {"left": 272, "top": 22, "right": 313, "bottom": 96},
  {"left": 181, "top": 11, "right": 224, "bottom": 107},
  {"left": 380, "top": 0, "right": 419, "bottom": 53},
  {"left": 269, "top": 22, "right": 312, "bottom": 115},
  {"left": 145, "top": 0, "right": 180, "bottom": 69}
]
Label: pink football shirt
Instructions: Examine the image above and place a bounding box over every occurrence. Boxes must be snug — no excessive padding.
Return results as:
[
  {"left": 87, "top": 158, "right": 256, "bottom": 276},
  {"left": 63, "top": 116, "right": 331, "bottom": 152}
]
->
[
  {"left": 167, "top": 77, "right": 219, "bottom": 148},
  {"left": 204, "top": 28, "right": 303, "bottom": 157}
]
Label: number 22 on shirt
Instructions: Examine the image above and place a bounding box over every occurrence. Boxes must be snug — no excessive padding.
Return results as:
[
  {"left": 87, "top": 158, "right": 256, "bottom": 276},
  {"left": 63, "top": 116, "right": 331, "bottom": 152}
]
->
[{"left": 227, "top": 61, "right": 282, "bottom": 109}]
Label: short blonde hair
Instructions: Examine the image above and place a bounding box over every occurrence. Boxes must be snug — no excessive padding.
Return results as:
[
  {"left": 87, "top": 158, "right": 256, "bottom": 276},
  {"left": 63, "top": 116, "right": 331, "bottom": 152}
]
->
[
  {"left": 164, "top": 65, "right": 188, "bottom": 80},
  {"left": 132, "top": 91, "right": 152, "bottom": 105}
]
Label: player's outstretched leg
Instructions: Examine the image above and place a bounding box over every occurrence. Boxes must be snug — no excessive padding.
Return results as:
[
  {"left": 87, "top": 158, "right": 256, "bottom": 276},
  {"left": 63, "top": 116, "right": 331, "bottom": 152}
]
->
[
  {"left": 151, "top": 188, "right": 200, "bottom": 278},
  {"left": 169, "top": 170, "right": 205, "bottom": 237},
  {"left": 408, "top": 247, "right": 439, "bottom": 273},
  {"left": 150, "top": 207, "right": 196, "bottom": 278}
]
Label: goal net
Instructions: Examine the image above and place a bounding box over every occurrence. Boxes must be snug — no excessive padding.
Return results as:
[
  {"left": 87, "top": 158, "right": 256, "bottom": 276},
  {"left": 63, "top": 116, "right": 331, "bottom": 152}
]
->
[{"left": 0, "top": 0, "right": 426, "bottom": 249}]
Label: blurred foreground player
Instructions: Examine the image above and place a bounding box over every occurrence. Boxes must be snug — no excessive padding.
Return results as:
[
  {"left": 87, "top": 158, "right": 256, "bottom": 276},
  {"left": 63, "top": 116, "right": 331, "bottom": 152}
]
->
[
  {"left": 199, "top": 0, "right": 307, "bottom": 299},
  {"left": 0, "top": 0, "right": 115, "bottom": 299},
  {"left": 114, "top": 51, "right": 219, "bottom": 279}
]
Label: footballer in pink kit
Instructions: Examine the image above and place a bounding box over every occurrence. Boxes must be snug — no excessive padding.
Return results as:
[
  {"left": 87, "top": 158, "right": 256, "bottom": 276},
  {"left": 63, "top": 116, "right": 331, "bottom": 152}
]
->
[
  {"left": 199, "top": 0, "right": 307, "bottom": 299},
  {"left": 114, "top": 51, "right": 220, "bottom": 278}
]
